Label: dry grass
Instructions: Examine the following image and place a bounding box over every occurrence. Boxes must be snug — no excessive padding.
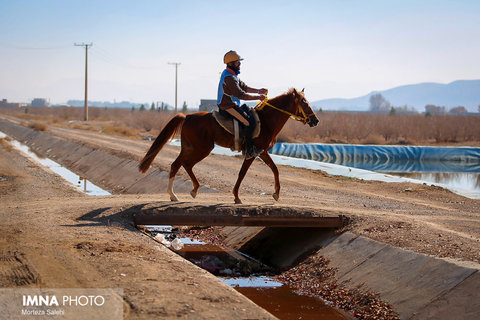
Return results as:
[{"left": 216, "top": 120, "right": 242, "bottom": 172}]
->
[
  {"left": 0, "top": 137, "right": 13, "bottom": 152},
  {"left": 71, "top": 123, "right": 98, "bottom": 131},
  {"left": 1, "top": 106, "right": 479, "bottom": 145},
  {"left": 28, "top": 122, "right": 47, "bottom": 131},
  {"left": 101, "top": 125, "right": 139, "bottom": 138}
]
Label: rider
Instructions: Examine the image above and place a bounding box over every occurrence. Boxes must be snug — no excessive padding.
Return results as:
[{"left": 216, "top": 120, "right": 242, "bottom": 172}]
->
[{"left": 217, "top": 50, "right": 268, "bottom": 159}]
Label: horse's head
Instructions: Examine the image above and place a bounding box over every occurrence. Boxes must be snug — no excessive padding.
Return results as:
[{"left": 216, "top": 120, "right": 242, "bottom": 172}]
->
[{"left": 291, "top": 88, "right": 319, "bottom": 127}]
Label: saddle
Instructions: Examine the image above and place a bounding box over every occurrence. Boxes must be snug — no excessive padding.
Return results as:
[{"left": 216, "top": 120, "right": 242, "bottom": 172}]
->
[{"left": 212, "top": 110, "right": 261, "bottom": 152}]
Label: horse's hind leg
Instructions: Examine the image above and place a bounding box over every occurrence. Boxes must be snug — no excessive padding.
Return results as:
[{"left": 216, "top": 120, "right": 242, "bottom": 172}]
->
[
  {"left": 183, "top": 147, "right": 213, "bottom": 198},
  {"left": 168, "top": 152, "right": 184, "bottom": 201},
  {"left": 184, "top": 165, "right": 200, "bottom": 198}
]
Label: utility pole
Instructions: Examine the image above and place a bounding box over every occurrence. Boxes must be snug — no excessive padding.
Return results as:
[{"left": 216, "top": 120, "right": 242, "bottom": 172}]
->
[
  {"left": 168, "top": 62, "right": 181, "bottom": 113},
  {"left": 74, "top": 43, "right": 93, "bottom": 121}
]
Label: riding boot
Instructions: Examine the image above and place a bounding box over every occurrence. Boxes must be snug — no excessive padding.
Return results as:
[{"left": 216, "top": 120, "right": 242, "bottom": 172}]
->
[{"left": 244, "top": 125, "right": 264, "bottom": 160}]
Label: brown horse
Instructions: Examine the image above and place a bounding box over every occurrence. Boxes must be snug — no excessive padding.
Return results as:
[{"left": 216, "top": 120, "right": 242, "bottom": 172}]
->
[{"left": 139, "top": 88, "right": 319, "bottom": 204}]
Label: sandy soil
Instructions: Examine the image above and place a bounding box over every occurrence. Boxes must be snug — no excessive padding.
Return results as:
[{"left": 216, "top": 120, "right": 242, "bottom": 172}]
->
[{"left": 1, "top": 116, "right": 479, "bottom": 319}]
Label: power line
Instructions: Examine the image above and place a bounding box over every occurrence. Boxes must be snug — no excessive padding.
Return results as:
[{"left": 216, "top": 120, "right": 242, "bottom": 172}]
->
[{"left": 74, "top": 43, "right": 93, "bottom": 121}]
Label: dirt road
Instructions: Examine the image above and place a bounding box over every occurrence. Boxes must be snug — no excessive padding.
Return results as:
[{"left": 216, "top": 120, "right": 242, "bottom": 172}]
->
[{"left": 1, "top": 116, "right": 479, "bottom": 319}]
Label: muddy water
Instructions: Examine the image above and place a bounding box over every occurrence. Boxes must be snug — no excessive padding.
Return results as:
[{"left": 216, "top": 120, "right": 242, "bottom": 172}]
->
[
  {"left": 172, "top": 238, "right": 350, "bottom": 320},
  {"left": 140, "top": 224, "right": 350, "bottom": 319},
  {"left": 237, "top": 286, "right": 351, "bottom": 320}
]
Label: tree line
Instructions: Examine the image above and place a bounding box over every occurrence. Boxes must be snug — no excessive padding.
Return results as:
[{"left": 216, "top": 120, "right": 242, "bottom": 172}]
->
[
  {"left": 132, "top": 101, "right": 188, "bottom": 113},
  {"left": 369, "top": 93, "right": 477, "bottom": 115}
]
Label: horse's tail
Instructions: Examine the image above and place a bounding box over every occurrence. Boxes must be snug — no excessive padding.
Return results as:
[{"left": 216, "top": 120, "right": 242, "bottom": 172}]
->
[{"left": 138, "top": 113, "right": 186, "bottom": 173}]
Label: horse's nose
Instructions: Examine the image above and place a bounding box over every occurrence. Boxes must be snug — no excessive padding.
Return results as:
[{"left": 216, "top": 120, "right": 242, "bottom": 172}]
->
[{"left": 308, "top": 116, "right": 319, "bottom": 127}]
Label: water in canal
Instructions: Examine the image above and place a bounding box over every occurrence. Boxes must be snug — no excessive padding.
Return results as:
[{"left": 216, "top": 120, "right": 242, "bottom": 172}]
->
[
  {"left": 0, "top": 130, "right": 110, "bottom": 196},
  {"left": 141, "top": 226, "right": 351, "bottom": 320}
]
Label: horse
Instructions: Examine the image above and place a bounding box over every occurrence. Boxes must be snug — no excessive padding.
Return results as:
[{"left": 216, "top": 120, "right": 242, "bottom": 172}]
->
[{"left": 138, "top": 88, "right": 319, "bottom": 204}]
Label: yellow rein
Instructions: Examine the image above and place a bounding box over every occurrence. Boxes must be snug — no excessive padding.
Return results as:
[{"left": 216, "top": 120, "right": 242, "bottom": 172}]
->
[{"left": 254, "top": 97, "right": 310, "bottom": 123}]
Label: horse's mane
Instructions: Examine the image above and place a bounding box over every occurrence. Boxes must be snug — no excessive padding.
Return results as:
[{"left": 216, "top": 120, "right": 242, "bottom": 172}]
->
[{"left": 266, "top": 88, "right": 299, "bottom": 105}]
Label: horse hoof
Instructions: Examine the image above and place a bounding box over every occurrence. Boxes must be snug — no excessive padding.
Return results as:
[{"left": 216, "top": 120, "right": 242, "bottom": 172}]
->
[
  {"left": 170, "top": 194, "right": 179, "bottom": 201},
  {"left": 234, "top": 198, "right": 242, "bottom": 204},
  {"left": 190, "top": 190, "right": 197, "bottom": 198},
  {"left": 272, "top": 193, "right": 279, "bottom": 201}
]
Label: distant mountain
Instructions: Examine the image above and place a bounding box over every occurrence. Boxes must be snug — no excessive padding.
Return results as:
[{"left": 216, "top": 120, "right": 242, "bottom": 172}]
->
[{"left": 311, "top": 80, "right": 480, "bottom": 112}]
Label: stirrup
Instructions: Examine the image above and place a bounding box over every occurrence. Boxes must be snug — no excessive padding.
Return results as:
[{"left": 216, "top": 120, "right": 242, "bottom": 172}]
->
[{"left": 245, "top": 147, "right": 264, "bottom": 160}]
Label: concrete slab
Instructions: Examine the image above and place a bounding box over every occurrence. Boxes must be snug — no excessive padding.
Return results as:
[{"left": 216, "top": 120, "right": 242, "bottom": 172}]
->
[
  {"left": 318, "top": 232, "right": 388, "bottom": 278},
  {"left": 77, "top": 151, "right": 122, "bottom": 179},
  {"left": 126, "top": 169, "right": 171, "bottom": 193},
  {"left": 58, "top": 145, "right": 94, "bottom": 167},
  {"left": 333, "top": 236, "right": 477, "bottom": 319},
  {"left": 410, "top": 270, "right": 480, "bottom": 320},
  {"left": 221, "top": 226, "right": 264, "bottom": 249}
]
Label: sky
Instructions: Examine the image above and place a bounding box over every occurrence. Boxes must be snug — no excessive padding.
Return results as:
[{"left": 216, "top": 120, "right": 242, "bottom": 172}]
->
[{"left": 0, "top": 0, "right": 479, "bottom": 107}]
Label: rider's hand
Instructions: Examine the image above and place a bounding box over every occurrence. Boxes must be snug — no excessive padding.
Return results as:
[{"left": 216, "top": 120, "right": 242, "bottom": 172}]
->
[
  {"left": 258, "top": 94, "right": 266, "bottom": 101},
  {"left": 259, "top": 88, "right": 268, "bottom": 95}
]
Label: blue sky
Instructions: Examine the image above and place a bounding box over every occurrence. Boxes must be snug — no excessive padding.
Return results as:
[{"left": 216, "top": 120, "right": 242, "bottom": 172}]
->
[{"left": 0, "top": 0, "right": 479, "bottom": 107}]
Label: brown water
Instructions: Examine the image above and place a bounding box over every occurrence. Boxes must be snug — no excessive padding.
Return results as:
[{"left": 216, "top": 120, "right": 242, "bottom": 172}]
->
[
  {"left": 237, "top": 286, "right": 352, "bottom": 320},
  {"left": 174, "top": 241, "right": 350, "bottom": 320}
]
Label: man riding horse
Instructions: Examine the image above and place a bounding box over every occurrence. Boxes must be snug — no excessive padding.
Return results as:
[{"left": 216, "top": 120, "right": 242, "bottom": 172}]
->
[
  {"left": 139, "top": 51, "right": 319, "bottom": 203},
  {"left": 217, "top": 50, "right": 268, "bottom": 159}
]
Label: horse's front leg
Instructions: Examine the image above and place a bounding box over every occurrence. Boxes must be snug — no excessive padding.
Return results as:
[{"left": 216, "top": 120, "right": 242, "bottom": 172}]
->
[
  {"left": 233, "top": 157, "right": 255, "bottom": 204},
  {"left": 259, "top": 152, "right": 280, "bottom": 201}
]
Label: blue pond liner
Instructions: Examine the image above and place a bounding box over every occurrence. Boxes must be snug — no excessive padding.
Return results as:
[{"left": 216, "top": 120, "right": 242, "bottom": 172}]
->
[{"left": 269, "top": 143, "right": 480, "bottom": 173}]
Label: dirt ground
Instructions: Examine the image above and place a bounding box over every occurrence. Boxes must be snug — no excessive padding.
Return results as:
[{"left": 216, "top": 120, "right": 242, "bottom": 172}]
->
[
  {"left": 44, "top": 122, "right": 480, "bottom": 265},
  {"left": 1, "top": 116, "right": 480, "bottom": 319}
]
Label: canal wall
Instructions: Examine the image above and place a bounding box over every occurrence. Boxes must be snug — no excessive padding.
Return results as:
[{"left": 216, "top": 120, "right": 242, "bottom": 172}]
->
[
  {"left": 0, "top": 119, "right": 216, "bottom": 195},
  {"left": 317, "top": 232, "right": 479, "bottom": 320},
  {"left": 226, "top": 227, "right": 480, "bottom": 320}
]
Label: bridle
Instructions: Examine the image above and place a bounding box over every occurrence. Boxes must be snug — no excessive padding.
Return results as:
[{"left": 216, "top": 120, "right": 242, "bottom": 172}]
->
[{"left": 254, "top": 97, "right": 315, "bottom": 124}]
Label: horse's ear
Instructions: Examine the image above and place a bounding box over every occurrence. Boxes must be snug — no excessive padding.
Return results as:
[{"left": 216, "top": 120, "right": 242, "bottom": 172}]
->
[{"left": 301, "top": 88, "right": 305, "bottom": 93}]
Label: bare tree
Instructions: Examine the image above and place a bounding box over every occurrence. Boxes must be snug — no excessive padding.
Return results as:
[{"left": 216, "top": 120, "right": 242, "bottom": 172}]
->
[
  {"left": 369, "top": 93, "right": 391, "bottom": 112},
  {"left": 449, "top": 106, "right": 468, "bottom": 114},
  {"left": 425, "top": 104, "right": 446, "bottom": 115}
]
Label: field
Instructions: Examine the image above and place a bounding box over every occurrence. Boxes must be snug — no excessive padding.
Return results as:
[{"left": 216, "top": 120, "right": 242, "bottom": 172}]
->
[{"left": 2, "top": 106, "right": 480, "bottom": 146}]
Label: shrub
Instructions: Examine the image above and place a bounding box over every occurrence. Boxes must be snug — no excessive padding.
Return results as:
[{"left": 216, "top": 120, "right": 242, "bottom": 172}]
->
[
  {"left": 101, "top": 125, "right": 139, "bottom": 138},
  {"left": 28, "top": 122, "right": 47, "bottom": 131}
]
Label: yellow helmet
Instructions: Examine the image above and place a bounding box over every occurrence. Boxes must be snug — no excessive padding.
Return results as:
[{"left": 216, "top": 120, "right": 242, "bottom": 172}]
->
[{"left": 224, "top": 50, "right": 243, "bottom": 64}]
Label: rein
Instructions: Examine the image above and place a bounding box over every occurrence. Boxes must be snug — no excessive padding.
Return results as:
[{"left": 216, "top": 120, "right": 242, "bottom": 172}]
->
[{"left": 254, "top": 97, "right": 312, "bottom": 123}]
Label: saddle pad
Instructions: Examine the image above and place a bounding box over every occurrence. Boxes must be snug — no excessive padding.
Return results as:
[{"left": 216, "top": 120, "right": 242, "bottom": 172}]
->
[{"left": 212, "top": 110, "right": 261, "bottom": 138}]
